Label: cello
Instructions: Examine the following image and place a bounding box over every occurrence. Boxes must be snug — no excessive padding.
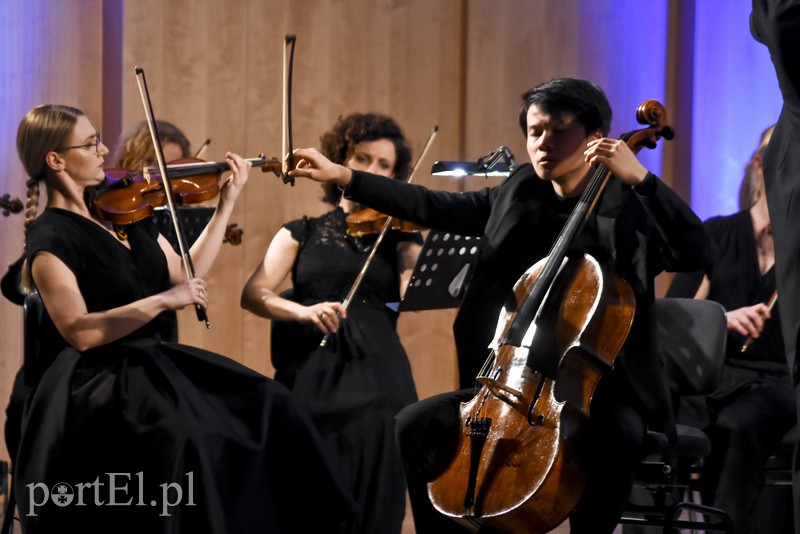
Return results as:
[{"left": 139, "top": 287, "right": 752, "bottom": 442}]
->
[{"left": 428, "top": 100, "right": 674, "bottom": 533}]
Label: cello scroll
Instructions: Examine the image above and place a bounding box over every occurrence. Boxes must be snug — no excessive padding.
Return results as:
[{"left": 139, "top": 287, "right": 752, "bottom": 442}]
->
[{"left": 628, "top": 100, "right": 675, "bottom": 149}]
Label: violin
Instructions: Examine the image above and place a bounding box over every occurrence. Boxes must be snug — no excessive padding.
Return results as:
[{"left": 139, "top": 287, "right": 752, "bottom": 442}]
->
[
  {"left": 345, "top": 207, "right": 425, "bottom": 237},
  {"left": 428, "top": 101, "right": 674, "bottom": 532},
  {"left": 90, "top": 156, "right": 280, "bottom": 225},
  {"left": 1, "top": 194, "right": 23, "bottom": 217}
]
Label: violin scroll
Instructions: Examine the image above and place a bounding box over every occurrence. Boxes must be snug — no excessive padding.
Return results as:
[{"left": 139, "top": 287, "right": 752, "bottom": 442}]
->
[
  {"left": 260, "top": 156, "right": 283, "bottom": 177},
  {"left": 1, "top": 194, "right": 24, "bottom": 217}
]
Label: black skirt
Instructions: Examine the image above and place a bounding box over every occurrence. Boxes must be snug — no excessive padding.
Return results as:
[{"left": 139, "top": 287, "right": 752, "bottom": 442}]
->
[{"left": 13, "top": 339, "right": 356, "bottom": 534}]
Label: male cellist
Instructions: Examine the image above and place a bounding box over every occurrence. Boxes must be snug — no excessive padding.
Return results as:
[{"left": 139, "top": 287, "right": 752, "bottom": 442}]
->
[{"left": 288, "top": 77, "right": 711, "bottom": 533}]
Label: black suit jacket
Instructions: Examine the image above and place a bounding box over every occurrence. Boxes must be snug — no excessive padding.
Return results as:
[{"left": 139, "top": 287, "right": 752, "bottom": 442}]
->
[
  {"left": 751, "top": 0, "right": 800, "bottom": 382},
  {"left": 346, "top": 164, "right": 710, "bottom": 431}
]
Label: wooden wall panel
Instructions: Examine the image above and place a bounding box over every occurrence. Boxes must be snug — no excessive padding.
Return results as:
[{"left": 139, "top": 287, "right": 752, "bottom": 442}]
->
[
  {"left": 115, "top": 0, "right": 465, "bottom": 401},
  {"left": 0, "top": 0, "right": 696, "bottom": 479}
]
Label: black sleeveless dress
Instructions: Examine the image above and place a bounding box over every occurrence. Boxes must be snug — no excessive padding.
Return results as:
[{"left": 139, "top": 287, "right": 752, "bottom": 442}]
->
[
  {"left": 270, "top": 208, "right": 420, "bottom": 533},
  {"left": 15, "top": 207, "right": 355, "bottom": 533}
]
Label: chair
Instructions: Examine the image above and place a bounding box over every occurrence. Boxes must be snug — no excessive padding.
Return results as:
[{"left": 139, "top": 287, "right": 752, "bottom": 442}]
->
[
  {"left": 2, "top": 290, "right": 48, "bottom": 534},
  {"left": 618, "top": 297, "right": 734, "bottom": 533},
  {"left": 754, "top": 423, "right": 796, "bottom": 532}
]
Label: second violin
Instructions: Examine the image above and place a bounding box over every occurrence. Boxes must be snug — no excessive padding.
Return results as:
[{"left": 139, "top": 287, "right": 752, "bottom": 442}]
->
[{"left": 345, "top": 207, "right": 425, "bottom": 237}]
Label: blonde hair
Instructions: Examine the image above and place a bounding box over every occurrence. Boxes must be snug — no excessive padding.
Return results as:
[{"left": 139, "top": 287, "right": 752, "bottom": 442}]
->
[
  {"left": 739, "top": 125, "right": 775, "bottom": 210},
  {"left": 113, "top": 120, "right": 191, "bottom": 169},
  {"left": 16, "top": 104, "right": 84, "bottom": 292}
]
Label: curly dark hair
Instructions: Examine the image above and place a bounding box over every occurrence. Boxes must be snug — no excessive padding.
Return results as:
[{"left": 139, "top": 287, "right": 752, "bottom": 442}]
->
[{"left": 319, "top": 113, "right": 412, "bottom": 205}]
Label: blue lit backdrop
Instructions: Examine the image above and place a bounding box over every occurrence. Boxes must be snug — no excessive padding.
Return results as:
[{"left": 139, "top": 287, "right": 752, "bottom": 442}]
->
[
  {"left": 579, "top": 0, "right": 669, "bottom": 178},
  {"left": 692, "top": 0, "right": 782, "bottom": 220}
]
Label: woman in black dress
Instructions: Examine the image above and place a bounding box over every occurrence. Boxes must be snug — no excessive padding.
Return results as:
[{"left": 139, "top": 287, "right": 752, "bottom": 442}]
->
[
  {"left": 667, "top": 126, "right": 796, "bottom": 533},
  {"left": 113, "top": 119, "right": 192, "bottom": 170},
  {"left": 241, "top": 113, "right": 421, "bottom": 534},
  {"left": 12, "top": 104, "right": 354, "bottom": 533}
]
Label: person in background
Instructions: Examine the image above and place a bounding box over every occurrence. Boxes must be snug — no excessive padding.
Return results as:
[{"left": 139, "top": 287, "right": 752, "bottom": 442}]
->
[
  {"left": 750, "top": 2, "right": 800, "bottom": 529},
  {"left": 241, "top": 112, "right": 421, "bottom": 534},
  {"left": 11, "top": 104, "right": 354, "bottom": 534},
  {"left": 667, "top": 125, "right": 796, "bottom": 533},
  {"left": 113, "top": 119, "right": 192, "bottom": 169},
  {"left": 285, "top": 78, "right": 711, "bottom": 533}
]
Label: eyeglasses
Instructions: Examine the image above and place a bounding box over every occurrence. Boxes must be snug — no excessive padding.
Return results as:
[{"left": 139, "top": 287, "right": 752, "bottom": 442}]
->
[{"left": 58, "top": 132, "right": 101, "bottom": 155}]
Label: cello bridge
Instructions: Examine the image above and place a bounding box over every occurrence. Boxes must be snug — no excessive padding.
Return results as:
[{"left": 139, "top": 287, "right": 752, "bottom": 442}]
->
[{"left": 476, "top": 377, "right": 525, "bottom": 409}]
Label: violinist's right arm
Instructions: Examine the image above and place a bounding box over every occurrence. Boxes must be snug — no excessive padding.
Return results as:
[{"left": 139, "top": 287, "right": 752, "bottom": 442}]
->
[
  {"left": 240, "top": 228, "right": 346, "bottom": 334},
  {"left": 31, "top": 251, "right": 206, "bottom": 352}
]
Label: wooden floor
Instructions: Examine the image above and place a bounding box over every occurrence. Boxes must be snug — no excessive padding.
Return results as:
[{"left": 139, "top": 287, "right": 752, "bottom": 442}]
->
[
  {"left": 0, "top": 494, "right": 621, "bottom": 533},
  {"left": 399, "top": 496, "right": 621, "bottom": 533}
]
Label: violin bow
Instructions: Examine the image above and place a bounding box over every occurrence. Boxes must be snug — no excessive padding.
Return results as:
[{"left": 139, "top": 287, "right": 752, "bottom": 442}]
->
[
  {"left": 134, "top": 66, "right": 210, "bottom": 328},
  {"left": 741, "top": 289, "right": 778, "bottom": 352},
  {"left": 320, "top": 125, "right": 438, "bottom": 348},
  {"left": 281, "top": 35, "right": 297, "bottom": 185}
]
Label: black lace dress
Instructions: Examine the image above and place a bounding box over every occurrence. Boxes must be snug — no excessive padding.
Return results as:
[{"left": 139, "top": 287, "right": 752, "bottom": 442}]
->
[
  {"left": 14, "top": 208, "right": 355, "bottom": 534},
  {"left": 270, "top": 208, "right": 420, "bottom": 534}
]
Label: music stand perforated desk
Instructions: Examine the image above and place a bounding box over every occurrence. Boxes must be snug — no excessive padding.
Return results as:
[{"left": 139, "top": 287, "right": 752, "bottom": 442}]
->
[
  {"left": 396, "top": 230, "right": 480, "bottom": 312},
  {"left": 153, "top": 206, "right": 215, "bottom": 252}
]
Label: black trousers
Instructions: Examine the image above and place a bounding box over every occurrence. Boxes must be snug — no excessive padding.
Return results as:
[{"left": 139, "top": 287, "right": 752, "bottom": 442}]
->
[
  {"left": 395, "top": 376, "right": 646, "bottom": 534},
  {"left": 697, "top": 365, "right": 795, "bottom": 534}
]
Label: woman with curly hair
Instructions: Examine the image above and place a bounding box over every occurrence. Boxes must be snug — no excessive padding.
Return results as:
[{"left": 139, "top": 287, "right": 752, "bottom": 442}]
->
[{"left": 241, "top": 112, "right": 420, "bottom": 533}]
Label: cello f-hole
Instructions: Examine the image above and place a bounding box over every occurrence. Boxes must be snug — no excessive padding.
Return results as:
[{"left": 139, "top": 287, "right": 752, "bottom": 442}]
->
[{"left": 527, "top": 373, "right": 548, "bottom": 426}]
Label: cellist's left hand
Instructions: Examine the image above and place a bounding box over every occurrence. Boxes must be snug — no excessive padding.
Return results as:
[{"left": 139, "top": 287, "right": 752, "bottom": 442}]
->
[
  {"left": 219, "top": 151, "right": 252, "bottom": 207},
  {"left": 584, "top": 138, "right": 648, "bottom": 186}
]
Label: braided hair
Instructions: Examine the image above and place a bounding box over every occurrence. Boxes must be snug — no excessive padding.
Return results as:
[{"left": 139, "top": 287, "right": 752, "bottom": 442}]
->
[{"left": 16, "top": 104, "right": 84, "bottom": 292}]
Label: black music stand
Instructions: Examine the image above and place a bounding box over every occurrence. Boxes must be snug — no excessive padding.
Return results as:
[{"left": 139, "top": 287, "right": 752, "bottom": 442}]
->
[
  {"left": 153, "top": 206, "right": 215, "bottom": 252},
  {"left": 395, "top": 230, "right": 481, "bottom": 312}
]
